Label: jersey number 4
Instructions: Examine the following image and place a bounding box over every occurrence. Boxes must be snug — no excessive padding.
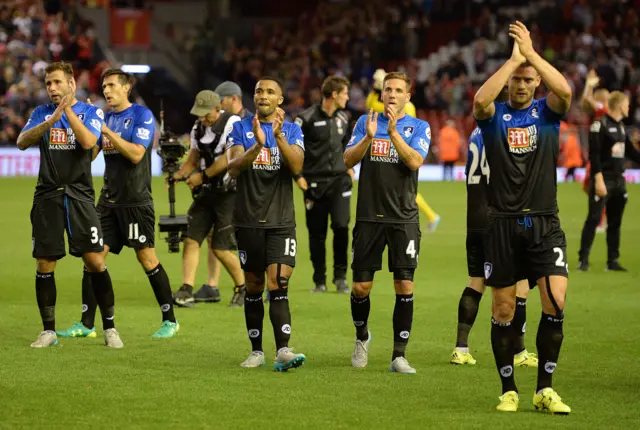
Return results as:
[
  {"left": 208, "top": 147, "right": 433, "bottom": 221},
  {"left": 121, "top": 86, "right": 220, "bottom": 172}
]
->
[{"left": 467, "top": 142, "right": 490, "bottom": 185}]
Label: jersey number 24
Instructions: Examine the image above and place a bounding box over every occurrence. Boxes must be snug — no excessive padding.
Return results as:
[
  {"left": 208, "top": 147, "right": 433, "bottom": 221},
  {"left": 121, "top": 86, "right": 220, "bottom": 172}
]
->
[{"left": 467, "top": 142, "right": 490, "bottom": 185}]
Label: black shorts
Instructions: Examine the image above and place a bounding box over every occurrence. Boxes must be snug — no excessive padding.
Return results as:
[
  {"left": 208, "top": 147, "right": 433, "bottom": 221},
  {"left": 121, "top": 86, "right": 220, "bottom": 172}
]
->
[
  {"left": 235, "top": 226, "right": 296, "bottom": 273},
  {"left": 31, "top": 195, "right": 104, "bottom": 259},
  {"left": 351, "top": 221, "right": 421, "bottom": 274},
  {"left": 466, "top": 230, "right": 485, "bottom": 278},
  {"left": 98, "top": 203, "right": 155, "bottom": 254},
  {"left": 484, "top": 214, "right": 568, "bottom": 288},
  {"left": 183, "top": 192, "right": 237, "bottom": 250}
]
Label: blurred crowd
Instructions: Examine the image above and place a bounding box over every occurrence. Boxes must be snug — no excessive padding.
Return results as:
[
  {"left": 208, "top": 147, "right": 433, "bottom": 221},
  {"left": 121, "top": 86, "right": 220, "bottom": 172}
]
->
[
  {"left": 3, "top": 0, "right": 640, "bottom": 170},
  {"left": 0, "top": 0, "right": 109, "bottom": 146}
]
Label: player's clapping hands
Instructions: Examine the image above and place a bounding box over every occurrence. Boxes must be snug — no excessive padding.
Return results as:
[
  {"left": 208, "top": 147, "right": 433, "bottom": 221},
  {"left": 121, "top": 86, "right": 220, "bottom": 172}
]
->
[
  {"left": 509, "top": 21, "right": 534, "bottom": 60},
  {"left": 272, "top": 108, "right": 285, "bottom": 137},
  {"left": 386, "top": 106, "right": 398, "bottom": 134},
  {"left": 49, "top": 95, "right": 72, "bottom": 123},
  {"left": 252, "top": 115, "right": 266, "bottom": 146},
  {"left": 366, "top": 109, "right": 378, "bottom": 138}
]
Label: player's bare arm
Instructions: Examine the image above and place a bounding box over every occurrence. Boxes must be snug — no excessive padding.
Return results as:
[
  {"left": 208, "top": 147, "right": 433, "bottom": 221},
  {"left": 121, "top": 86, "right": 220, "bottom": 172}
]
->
[
  {"left": 91, "top": 144, "right": 101, "bottom": 161},
  {"left": 588, "top": 121, "right": 607, "bottom": 198},
  {"left": 344, "top": 110, "right": 376, "bottom": 168},
  {"left": 17, "top": 97, "right": 69, "bottom": 150},
  {"left": 510, "top": 21, "right": 572, "bottom": 114},
  {"left": 101, "top": 123, "right": 146, "bottom": 164},
  {"left": 187, "top": 154, "right": 229, "bottom": 190},
  {"left": 227, "top": 115, "right": 266, "bottom": 177},
  {"left": 273, "top": 109, "right": 304, "bottom": 173},
  {"left": 580, "top": 70, "right": 600, "bottom": 113},
  {"left": 386, "top": 107, "right": 424, "bottom": 171},
  {"left": 473, "top": 43, "right": 525, "bottom": 120},
  {"left": 65, "top": 106, "right": 98, "bottom": 150}
]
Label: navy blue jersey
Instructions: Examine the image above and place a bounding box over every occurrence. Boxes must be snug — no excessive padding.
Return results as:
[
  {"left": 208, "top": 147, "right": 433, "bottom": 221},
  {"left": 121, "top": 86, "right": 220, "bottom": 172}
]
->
[
  {"left": 466, "top": 127, "right": 490, "bottom": 231},
  {"left": 98, "top": 104, "right": 155, "bottom": 207},
  {"left": 22, "top": 101, "right": 104, "bottom": 201},
  {"left": 227, "top": 116, "right": 304, "bottom": 227},
  {"left": 476, "top": 97, "right": 563, "bottom": 216},
  {"left": 347, "top": 113, "right": 430, "bottom": 223}
]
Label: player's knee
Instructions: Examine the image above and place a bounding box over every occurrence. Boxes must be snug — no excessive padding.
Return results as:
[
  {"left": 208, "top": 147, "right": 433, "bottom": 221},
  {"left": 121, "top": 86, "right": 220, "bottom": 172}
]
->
[
  {"left": 352, "top": 282, "right": 372, "bottom": 298},
  {"left": 267, "top": 264, "right": 291, "bottom": 291},
  {"left": 492, "top": 299, "right": 516, "bottom": 321},
  {"left": 136, "top": 248, "right": 159, "bottom": 271},
  {"left": 393, "top": 279, "right": 414, "bottom": 294},
  {"left": 246, "top": 273, "right": 265, "bottom": 294},
  {"left": 353, "top": 270, "right": 374, "bottom": 283},
  {"left": 83, "top": 252, "right": 105, "bottom": 272},
  {"left": 183, "top": 237, "right": 200, "bottom": 250},
  {"left": 36, "top": 258, "right": 56, "bottom": 273},
  {"left": 468, "top": 277, "right": 486, "bottom": 294},
  {"left": 331, "top": 224, "right": 349, "bottom": 234}
]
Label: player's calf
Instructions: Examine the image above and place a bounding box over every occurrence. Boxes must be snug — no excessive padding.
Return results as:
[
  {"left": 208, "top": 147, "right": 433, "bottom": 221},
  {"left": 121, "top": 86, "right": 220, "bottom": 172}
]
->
[{"left": 491, "top": 286, "right": 518, "bottom": 395}]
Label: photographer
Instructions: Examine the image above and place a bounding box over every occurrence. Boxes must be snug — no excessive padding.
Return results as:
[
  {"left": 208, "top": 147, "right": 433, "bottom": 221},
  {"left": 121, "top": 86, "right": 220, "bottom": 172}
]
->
[{"left": 172, "top": 90, "right": 246, "bottom": 308}]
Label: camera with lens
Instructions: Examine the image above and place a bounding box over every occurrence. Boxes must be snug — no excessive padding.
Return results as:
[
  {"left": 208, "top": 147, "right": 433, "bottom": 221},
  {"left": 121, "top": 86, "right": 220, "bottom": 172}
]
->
[{"left": 156, "top": 107, "right": 189, "bottom": 253}]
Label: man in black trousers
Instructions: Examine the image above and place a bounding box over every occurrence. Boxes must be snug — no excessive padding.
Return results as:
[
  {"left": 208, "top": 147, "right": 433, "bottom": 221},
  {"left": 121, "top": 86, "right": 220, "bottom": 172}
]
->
[
  {"left": 578, "top": 91, "right": 640, "bottom": 272},
  {"left": 294, "top": 76, "right": 353, "bottom": 293}
]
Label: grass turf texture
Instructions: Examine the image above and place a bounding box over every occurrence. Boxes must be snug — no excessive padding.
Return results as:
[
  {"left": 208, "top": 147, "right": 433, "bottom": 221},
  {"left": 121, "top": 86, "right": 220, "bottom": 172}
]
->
[{"left": 1, "top": 177, "right": 639, "bottom": 429}]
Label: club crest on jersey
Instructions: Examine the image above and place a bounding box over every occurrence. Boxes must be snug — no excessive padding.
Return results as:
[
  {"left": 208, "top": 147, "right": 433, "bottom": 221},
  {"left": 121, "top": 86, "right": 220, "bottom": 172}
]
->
[
  {"left": 484, "top": 262, "right": 492, "bottom": 279},
  {"left": 239, "top": 250, "right": 247, "bottom": 265},
  {"left": 252, "top": 147, "right": 281, "bottom": 171},
  {"left": 78, "top": 113, "right": 85, "bottom": 122},
  {"left": 124, "top": 118, "right": 132, "bottom": 129},
  {"left": 503, "top": 114, "right": 512, "bottom": 121},
  {"left": 370, "top": 138, "right": 399, "bottom": 163},
  {"left": 530, "top": 107, "right": 539, "bottom": 118},
  {"left": 507, "top": 126, "right": 538, "bottom": 154},
  {"left": 403, "top": 126, "right": 414, "bottom": 138}
]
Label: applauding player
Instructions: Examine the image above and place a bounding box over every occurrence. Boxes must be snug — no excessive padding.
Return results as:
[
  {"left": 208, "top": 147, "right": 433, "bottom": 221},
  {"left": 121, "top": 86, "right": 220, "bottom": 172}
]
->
[
  {"left": 57, "top": 69, "right": 178, "bottom": 341},
  {"left": 473, "top": 22, "right": 572, "bottom": 414},
  {"left": 17, "top": 62, "right": 118, "bottom": 348},
  {"left": 227, "top": 77, "right": 307, "bottom": 371},
  {"left": 344, "top": 72, "right": 431, "bottom": 374}
]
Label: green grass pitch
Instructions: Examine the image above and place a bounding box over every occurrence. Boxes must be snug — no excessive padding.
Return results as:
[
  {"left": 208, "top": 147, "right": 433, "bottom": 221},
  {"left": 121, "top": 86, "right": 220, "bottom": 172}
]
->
[{"left": 0, "top": 177, "right": 639, "bottom": 429}]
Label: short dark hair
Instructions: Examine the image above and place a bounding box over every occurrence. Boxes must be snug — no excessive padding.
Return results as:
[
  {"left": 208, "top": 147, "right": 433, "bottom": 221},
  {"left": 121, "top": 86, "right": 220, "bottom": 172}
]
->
[
  {"left": 383, "top": 72, "right": 411, "bottom": 91},
  {"left": 257, "top": 76, "right": 284, "bottom": 94},
  {"left": 101, "top": 68, "right": 132, "bottom": 87},
  {"left": 45, "top": 61, "right": 73, "bottom": 78},
  {"left": 321, "top": 76, "right": 350, "bottom": 99}
]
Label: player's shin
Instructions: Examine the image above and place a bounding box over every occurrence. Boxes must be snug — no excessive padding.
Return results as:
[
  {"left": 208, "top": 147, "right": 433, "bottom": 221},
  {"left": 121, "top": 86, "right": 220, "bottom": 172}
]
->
[
  {"left": 36, "top": 271, "right": 57, "bottom": 332},
  {"left": 81, "top": 267, "right": 97, "bottom": 329},
  {"left": 89, "top": 269, "right": 116, "bottom": 330},
  {"left": 491, "top": 318, "right": 517, "bottom": 393},
  {"left": 536, "top": 312, "right": 564, "bottom": 391},
  {"left": 268, "top": 288, "right": 291, "bottom": 351},
  {"left": 392, "top": 293, "right": 414, "bottom": 360},
  {"left": 350, "top": 290, "right": 371, "bottom": 341},
  {"left": 513, "top": 297, "right": 527, "bottom": 354},
  {"left": 244, "top": 293, "right": 264, "bottom": 352},
  {"left": 456, "top": 286, "right": 483, "bottom": 349},
  {"left": 146, "top": 263, "right": 176, "bottom": 323}
]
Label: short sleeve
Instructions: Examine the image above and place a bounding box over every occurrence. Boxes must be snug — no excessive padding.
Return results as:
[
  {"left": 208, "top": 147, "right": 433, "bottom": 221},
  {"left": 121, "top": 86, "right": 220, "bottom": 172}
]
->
[
  {"left": 86, "top": 107, "right": 104, "bottom": 140},
  {"left": 541, "top": 97, "right": 565, "bottom": 123},
  {"left": 409, "top": 120, "right": 431, "bottom": 159},
  {"left": 131, "top": 108, "right": 155, "bottom": 148},
  {"left": 473, "top": 102, "right": 499, "bottom": 127},
  {"left": 346, "top": 115, "right": 367, "bottom": 149},
  {"left": 190, "top": 123, "right": 198, "bottom": 150},
  {"left": 226, "top": 120, "right": 246, "bottom": 150},
  {"left": 21, "top": 106, "right": 44, "bottom": 133},
  {"left": 287, "top": 123, "right": 304, "bottom": 151}
]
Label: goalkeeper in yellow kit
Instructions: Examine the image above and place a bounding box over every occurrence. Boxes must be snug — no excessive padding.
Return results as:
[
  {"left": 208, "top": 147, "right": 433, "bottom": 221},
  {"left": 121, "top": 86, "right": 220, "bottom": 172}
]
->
[{"left": 366, "top": 69, "right": 441, "bottom": 231}]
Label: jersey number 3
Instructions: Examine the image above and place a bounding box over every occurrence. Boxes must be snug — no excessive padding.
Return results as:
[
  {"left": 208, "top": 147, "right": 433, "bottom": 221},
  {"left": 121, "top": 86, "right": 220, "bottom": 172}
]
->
[{"left": 467, "top": 142, "right": 490, "bottom": 185}]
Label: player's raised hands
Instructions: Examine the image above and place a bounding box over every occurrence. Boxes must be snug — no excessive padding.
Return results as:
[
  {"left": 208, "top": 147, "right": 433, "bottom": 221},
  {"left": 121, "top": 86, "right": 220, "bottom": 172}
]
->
[
  {"left": 252, "top": 114, "right": 266, "bottom": 146},
  {"left": 272, "top": 108, "right": 285, "bottom": 136},
  {"left": 586, "top": 70, "right": 600, "bottom": 87},
  {"left": 509, "top": 37, "right": 526, "bottom": 65},
  {"left": 509, "top": 21, "right": 534, "bottom": 60},
  {"left": 386, "top": 106, "right": 397, "bottom": 133},
  {"left": 49, "top": 95, "right": 72, "bottom": 123},
  {"left": 366, "top": 109, "right": 378, "bottom": 138}
]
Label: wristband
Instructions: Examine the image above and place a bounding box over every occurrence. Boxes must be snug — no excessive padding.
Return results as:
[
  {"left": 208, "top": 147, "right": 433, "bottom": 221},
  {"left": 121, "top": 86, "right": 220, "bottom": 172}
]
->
[{"left": 292, "top": 173, "right": 303, "bottom": 181}]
